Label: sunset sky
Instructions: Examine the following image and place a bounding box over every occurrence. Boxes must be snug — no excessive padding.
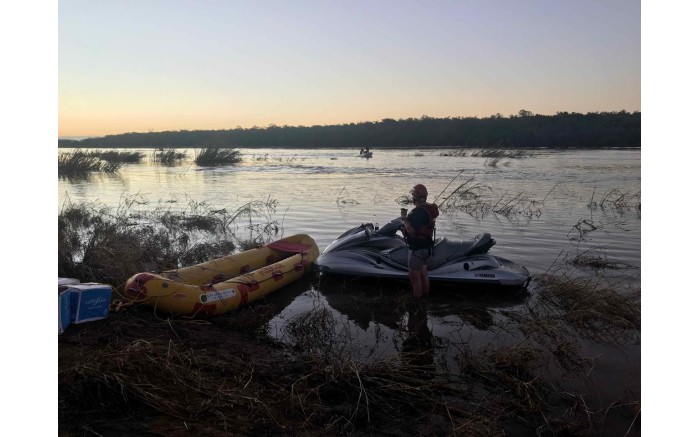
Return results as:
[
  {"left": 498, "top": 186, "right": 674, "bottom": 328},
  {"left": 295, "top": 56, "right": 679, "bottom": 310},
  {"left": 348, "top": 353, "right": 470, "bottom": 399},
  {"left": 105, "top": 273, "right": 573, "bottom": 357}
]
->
[{"left": 58, "top": 0, "right": 641, "bottom": 138}]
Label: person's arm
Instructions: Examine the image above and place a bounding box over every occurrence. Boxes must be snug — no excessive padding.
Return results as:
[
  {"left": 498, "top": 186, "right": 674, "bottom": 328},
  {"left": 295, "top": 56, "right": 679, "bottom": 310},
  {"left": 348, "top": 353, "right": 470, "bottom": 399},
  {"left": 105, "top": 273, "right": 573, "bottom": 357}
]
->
[
  {"left": 401, "top": 208, "right": 425, "bottom": 237},
  {"left": 401, "top": 215, "right": 415, "bottom": 236}
]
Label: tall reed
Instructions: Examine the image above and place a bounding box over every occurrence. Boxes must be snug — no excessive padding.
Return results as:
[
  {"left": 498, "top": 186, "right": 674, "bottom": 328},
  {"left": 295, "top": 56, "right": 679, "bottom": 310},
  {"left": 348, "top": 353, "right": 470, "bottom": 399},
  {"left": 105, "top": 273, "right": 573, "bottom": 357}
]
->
[
  {"left": 58, "top": 150, "right": 125, "bottom": 177},
  {"left": 194, "top": 147, "right": 242, "bottom": 166}
]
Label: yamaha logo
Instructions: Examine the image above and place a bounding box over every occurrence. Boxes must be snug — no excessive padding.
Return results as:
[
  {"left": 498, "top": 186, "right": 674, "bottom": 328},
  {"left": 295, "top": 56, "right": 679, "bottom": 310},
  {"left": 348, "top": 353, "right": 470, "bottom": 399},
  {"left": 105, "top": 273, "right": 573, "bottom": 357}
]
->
[{"left": 475, "top": 273, "right": 495, "bottom": 278}]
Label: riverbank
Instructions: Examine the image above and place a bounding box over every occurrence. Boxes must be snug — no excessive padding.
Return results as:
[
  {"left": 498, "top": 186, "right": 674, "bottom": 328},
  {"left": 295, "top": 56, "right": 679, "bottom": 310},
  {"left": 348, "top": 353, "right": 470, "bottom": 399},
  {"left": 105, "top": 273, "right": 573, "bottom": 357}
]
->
[{"left": 59, "top": 274, "right": 640, "bottom": 436}]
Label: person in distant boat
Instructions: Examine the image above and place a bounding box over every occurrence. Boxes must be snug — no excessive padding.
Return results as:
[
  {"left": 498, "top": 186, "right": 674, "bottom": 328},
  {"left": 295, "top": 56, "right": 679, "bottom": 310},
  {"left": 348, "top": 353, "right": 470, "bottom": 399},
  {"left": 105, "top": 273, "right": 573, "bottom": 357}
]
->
[{"left": 400, "top": 184, "right": 439, "bottom": 298}]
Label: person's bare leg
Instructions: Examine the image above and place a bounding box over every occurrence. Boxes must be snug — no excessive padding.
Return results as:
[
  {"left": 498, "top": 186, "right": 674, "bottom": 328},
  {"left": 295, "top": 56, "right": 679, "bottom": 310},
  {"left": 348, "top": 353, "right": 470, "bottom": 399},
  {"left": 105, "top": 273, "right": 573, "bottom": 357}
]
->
[
  {"left": 409, "top": 270, "right": 423, "bottom": 298},
  {"left": 421, "top": 266, "right": 430, "bottom": 296}
]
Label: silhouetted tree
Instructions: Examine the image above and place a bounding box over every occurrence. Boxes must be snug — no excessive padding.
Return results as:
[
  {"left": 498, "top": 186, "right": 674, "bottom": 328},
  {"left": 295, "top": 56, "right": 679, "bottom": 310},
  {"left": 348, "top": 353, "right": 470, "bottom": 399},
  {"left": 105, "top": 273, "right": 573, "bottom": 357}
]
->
[{"left": 59, "top": 111, "right": 640, "bottom": 149}]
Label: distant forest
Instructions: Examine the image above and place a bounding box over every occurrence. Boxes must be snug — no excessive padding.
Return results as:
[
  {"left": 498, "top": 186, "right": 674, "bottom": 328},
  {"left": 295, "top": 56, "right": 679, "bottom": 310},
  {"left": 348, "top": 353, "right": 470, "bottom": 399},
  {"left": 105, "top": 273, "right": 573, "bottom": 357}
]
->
[{"left": 58, "top": 110, "right": 640, "bottom": 149}]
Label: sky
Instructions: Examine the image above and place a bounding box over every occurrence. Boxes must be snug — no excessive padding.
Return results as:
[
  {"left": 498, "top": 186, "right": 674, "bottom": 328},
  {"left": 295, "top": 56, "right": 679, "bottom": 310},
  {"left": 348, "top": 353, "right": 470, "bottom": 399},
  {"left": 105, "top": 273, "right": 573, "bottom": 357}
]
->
[{"left": 57, "top": 0, "right": 641, "bottom": 137}]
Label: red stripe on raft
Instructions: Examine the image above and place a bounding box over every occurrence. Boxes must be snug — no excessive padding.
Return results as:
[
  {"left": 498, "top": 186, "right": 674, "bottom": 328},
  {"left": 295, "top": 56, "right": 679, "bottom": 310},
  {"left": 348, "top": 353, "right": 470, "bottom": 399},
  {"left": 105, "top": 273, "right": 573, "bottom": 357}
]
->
[
  {"left": 266, "top": 241, "right": 312, "bottom": 253},
  {"left": 238, "top": 284, "right": 250, "bottom": 305},
  {"left": 125, "top": 273, "right": 155, "bottom": 299}
]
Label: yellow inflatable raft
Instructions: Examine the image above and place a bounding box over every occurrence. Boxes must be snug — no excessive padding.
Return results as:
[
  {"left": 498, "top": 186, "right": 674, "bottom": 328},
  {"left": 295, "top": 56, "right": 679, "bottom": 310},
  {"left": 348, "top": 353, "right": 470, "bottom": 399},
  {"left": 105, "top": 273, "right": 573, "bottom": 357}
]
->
[{"left": 124, "top": 234, "right": 319, "bottom": 316}]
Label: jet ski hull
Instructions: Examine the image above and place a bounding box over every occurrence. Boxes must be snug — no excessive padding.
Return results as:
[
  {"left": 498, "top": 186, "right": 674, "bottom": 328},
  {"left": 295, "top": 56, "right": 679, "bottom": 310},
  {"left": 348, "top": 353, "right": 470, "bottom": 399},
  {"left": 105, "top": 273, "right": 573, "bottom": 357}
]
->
[{"left": 315, "top": 220, "right": 531, "bottom": 289}]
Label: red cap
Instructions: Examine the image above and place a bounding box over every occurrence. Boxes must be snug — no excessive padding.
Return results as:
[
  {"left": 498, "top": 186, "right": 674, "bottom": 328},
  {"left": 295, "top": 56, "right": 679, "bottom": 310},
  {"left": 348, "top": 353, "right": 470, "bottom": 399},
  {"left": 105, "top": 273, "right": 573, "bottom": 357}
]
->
[{"left": 411, "top": 184, "right": 428, "bottom": 198}]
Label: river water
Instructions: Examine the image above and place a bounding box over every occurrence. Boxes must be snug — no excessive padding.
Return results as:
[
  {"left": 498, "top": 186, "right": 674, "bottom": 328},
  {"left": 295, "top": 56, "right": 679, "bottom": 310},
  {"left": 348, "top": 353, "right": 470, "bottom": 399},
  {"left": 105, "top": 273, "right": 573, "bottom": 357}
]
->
[
  {"left": 58, "top": 147, "right": 641, "bottom": 433},
  {"left": 58, "top": 148, "right": 640, "bottom": 271}
]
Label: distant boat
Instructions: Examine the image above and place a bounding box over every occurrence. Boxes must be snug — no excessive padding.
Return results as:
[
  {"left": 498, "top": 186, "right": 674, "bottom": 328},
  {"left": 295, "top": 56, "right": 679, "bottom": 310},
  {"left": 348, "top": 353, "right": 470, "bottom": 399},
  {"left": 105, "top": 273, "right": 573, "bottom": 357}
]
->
[{"left": 359, "top": 148, "right": 373, "bottom": 158}]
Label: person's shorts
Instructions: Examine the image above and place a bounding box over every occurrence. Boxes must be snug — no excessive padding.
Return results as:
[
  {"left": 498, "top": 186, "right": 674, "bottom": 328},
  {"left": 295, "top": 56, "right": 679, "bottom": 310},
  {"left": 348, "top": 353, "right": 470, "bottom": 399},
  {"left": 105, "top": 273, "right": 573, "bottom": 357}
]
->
[{"left": 408, "top": 248, "right": 431, "bottom": 270}]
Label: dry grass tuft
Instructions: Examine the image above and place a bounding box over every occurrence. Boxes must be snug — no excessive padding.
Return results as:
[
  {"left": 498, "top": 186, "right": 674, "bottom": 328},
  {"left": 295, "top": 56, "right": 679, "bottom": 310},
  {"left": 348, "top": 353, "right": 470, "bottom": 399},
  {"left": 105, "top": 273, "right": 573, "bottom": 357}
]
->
[
  {"left": 533, "top": 272, "right": 640, "bottom": 343},
  {"left": 58, "top": 196, "right": 282, "bottom": 288}
]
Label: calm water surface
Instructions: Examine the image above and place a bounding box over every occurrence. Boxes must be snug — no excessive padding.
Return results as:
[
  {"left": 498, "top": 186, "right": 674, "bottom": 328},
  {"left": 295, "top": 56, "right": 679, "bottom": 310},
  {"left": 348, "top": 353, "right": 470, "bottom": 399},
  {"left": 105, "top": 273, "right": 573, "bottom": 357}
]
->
[
  {"left": 59, "top": 147, "right": 641, "bottom": 432},
  {"left": 59, "top": 147, "right": 640, "bottom": 272}
]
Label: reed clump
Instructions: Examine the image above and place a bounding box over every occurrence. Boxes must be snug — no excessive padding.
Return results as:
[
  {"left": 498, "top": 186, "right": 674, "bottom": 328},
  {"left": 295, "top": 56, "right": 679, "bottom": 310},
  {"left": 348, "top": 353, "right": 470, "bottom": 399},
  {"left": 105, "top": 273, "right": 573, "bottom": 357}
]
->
[
  {"left": 194, "top": 147, "right": 242, "bottom": 166},
  {"left": 88, "top": 149, "right": 145, "bottom": 163},
  {"left": 58, "top": 150, "right": 125, "bottom": 177},
  {"left": 471, "top": 149, "right": 531, "bottom": 158},
  {"left": 588, "top": 188, "right": 641, "bottom": 211},
  {"left": 429, "top": 174, "right": 545, "bottom": 218},
  {"left": 566, "top": 251, "right": 634, "bottom": 271},
  {"left": 438, "top": 149, "right": 531, "bottom": 158},
  {"left": 152, "top": 148, "right": 187, "bottom": 165}
]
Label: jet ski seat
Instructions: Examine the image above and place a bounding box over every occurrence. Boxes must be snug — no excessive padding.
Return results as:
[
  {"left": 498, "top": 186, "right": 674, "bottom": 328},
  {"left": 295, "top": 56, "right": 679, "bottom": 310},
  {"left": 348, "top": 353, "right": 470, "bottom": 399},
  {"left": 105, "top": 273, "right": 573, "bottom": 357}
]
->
[{"left": 386, "top": 234, "right": 496, "bottom": 270}]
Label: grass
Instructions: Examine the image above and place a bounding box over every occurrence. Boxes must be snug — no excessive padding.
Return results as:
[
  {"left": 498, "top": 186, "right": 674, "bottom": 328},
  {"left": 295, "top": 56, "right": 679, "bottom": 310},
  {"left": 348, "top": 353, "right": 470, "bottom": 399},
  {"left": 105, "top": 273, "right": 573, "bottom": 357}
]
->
[
  {"left": 335, "top": 186, "right": 359, "bottom": 205},
  {"left": 59, "top": 255, "right": 641, "bottom": 436},
  {"left": 429, "top": 175, "right": 640, "bottom": 221},
  {"left": 88, "top": 149, "right": 145, "bottom": 163},
  {"left": 58, "top": 196, "right": 283, "bottom": 288},
  {"left": 588, "top": 188, "right": 641, "bottom": 211},
  {"left": 566, "top": 250, "right": 635, "bottom": 271},
  {"left": 532, "top": 272, "right": 641, "bottom": 343},
  {"left": 58, "top": 150, "right": 125, "bottom": 178},
  {"left": 194, "top": 147, "right": 242, "bottom": 166},
  {"left": 439, "top": 149, "right": 531, "bottom": 158},
  {"left": 471, "top": 149, "right": 531, "bottom": 158},
  {"left": 152, "top": 148, "right": 187, "bottom": 165}
]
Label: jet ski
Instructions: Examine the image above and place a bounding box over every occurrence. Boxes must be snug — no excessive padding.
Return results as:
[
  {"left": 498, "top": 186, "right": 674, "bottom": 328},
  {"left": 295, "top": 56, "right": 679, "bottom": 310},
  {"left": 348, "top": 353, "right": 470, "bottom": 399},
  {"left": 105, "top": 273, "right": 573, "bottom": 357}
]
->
[{"left": 315, "top": 218, "right": 531, "bottom": 288}]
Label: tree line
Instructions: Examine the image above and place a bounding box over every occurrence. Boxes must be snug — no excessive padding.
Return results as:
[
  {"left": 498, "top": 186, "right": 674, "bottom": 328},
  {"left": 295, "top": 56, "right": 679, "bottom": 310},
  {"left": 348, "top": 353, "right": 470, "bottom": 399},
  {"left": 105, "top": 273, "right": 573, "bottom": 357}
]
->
[{"left": 58, "top": 110, "right": 640, "bottom": 149}]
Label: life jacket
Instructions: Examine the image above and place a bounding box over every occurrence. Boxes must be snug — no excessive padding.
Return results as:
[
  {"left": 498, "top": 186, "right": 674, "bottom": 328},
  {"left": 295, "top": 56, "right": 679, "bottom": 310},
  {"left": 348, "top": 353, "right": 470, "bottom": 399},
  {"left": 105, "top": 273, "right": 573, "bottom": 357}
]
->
[{"left": 406, "top": 203, "right": 439, "bottom": 249}]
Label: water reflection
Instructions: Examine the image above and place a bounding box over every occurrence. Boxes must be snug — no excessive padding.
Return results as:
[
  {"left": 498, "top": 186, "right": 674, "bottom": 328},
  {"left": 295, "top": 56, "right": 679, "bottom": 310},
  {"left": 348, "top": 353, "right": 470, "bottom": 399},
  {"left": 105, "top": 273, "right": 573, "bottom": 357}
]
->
[
  {"left": 401, "top": 303, "right": 436, "bottom": 377},
  {"left": 302, "top": 275, "right": 531, "bottom": 364}
]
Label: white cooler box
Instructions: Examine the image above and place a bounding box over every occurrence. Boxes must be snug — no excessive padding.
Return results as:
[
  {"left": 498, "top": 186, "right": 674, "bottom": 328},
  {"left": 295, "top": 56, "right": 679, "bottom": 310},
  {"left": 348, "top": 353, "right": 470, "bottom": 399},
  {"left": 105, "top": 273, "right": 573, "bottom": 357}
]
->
[
  {"left": 58, "top": 277, "right": 80, "bottom": 334},
  {"left": 67, "top": 283, "right": 112, "bottom": 324}
]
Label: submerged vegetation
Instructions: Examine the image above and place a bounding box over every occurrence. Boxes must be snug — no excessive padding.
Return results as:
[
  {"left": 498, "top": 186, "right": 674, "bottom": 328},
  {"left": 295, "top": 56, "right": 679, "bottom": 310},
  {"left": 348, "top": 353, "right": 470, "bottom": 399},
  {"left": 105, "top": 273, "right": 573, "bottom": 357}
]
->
[
  {"left": 588, "top": 188, "right": 641, "bottom": 211},
  {"left": 418, "top": 173, "right": 641, "bottom": 222},
  {"left": 58, "top": 149, "right": 145, "bottom": 177},
  {"left": 194, "top": 147, "right": 242, "bottom": 166},
  {"left": 88, "top": 149, "right": 145, "bottom": 163},
  {"left": 152, "top": 148, "right": 187, "bottom": 165},
  {"left": 439, "top": 148, "right": 532, "bottom": 158},
  {"left": 423, "top": 175, "right": 545, "bottom": 219},
  {"left": 58, "top": 150, "right": 125, "bottom": 177}
]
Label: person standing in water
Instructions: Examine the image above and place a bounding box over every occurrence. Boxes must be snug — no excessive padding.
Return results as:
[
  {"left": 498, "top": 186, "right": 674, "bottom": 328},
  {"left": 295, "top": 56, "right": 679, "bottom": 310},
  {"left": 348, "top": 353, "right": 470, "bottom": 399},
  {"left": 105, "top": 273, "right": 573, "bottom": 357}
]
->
[{"left": 400, "top": 184, "right": 439, "bottom": 298}]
